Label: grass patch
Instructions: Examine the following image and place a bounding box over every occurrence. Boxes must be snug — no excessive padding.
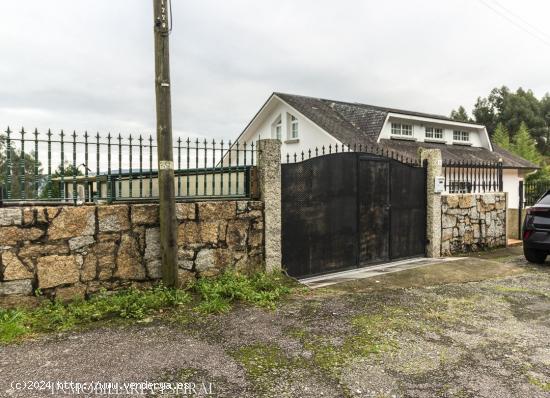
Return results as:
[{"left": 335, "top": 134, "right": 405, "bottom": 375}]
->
[
  {"left": 0, "top": 271, "right": 294, "bottom": 344},
  {"left": 0, "top": 285, "right": 191, "bottom": 344},
  {"left": 192, "top": 271, "right": 293, "bottom": 314},
  {"left": 0, "top": 309, "right": 28, "bottom": 344}
]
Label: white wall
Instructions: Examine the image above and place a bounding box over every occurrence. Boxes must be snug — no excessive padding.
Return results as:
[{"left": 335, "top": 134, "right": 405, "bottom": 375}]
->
[
  {"left": 378, "top": 115, "right": 488, "bottom": 148},
  {"left": 237, "top": 97, "right": 524, "bottom": 212},
  {"left": 503, "top": 169, "right": 521, "bottom": 209},
  {"left": 242, "top": 100, "right": 340, "bottom": 162}
]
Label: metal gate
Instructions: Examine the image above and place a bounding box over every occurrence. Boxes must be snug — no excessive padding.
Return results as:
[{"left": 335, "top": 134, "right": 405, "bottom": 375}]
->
[{"left": 281, "top": 152, "right": 427, "bottom": 278}]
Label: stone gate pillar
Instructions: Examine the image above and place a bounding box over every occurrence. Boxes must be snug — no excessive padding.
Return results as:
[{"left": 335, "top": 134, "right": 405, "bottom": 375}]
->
[
  {"left": 257, "top": 139, "right": 282, "bottom": 272},
  {"left": 419, "top": 148, "right": 443, "bottom": 258}
]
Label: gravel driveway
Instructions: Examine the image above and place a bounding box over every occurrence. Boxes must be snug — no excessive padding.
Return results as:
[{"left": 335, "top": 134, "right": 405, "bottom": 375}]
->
[{"left": 1, "top": 246, "right": 549, "bottom": 397}]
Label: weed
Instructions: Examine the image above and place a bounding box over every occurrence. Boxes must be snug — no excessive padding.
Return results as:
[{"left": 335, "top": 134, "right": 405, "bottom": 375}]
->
[
  {"left": 0, "top": 309, "right": 28, "bottom": 344},
  {"left": 0, "top": 285, "right": 191, "bottom": 344},
  {"left": 0, "top": 271, "right": 293, "bottom": 344},
  {"left": 193, "top": 270, "right": 292, "bottom": 314}
]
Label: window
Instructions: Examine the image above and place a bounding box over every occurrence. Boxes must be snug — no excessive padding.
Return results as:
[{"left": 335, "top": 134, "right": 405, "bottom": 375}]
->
[
  {"left": 453, "top": 130, "right": 470, "bottom": 142},
  {"left": 290, "top": 115, "right": 299, "bottom": 139},
  {"left": 271, "top": 116, "right": 282, "bottom": 140},
  {"left": 391, "top": 123, "right": 413, "bottom": 136},
  {"left": 425, "top": 127, "right": 443, "bottom": 140}
]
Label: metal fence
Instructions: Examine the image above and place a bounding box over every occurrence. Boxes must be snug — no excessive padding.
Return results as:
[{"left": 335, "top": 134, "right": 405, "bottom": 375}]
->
[
  {"left": 284, "top": 143, "right": 421, "bottom": 166},
  {"left": 522, "top": 180, "right": 550, "bottom": 207},
  {"left": 442, "top": 160, "right": 503, "bottom": 193},
  {"left": 0, "top": 127, "right": 257, "bottom": 205}
]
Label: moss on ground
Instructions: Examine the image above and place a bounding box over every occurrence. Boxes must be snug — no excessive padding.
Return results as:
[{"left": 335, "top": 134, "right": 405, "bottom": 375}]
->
[
  {"left": 492, "top": 285, "right": 550, "bottom": 298},
  {"left": 528, "top": 374, "right": 550, "bottom": 392},
  {"left": 232, "top": 343, "right": 308, "bottom": 395},
  {"left": 287, "top": 306, "right": 410, "bottom": 376},
  {"left": 422, "top": 295, "right": 479, "bottom": 325}
]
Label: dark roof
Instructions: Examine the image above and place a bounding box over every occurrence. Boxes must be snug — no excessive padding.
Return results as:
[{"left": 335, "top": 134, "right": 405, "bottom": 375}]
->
[
  {"left": 275, "top": 92, "right": 485, "bottom": 130},
  {"left": 275, "top": 92, "right": 538, "bottom": 170},
  {"left": 377, "top": 139, "right": 538, "bottom": 169},
  {"left": 492, "top": 145, "right": 539, "bottom": 169},
  {"left": 274, "top": 92, "right": 376, "bottom": 145}
]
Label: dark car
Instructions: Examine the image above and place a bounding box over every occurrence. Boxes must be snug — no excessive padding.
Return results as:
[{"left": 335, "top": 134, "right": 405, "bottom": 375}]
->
[{"left": 523, "top": 190, "right": 550, "bottom": 264}]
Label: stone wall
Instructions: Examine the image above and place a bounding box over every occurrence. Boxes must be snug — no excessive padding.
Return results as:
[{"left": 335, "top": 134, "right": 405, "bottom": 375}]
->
[
  {"left": 0, "top": 201, "right": 263, "bottom": 304},
  {"left": 506, "top": 208, "right": 525, "bottom": 240},
  {"left": 441, "top": 193, "right": 506, "bottom": 256}
]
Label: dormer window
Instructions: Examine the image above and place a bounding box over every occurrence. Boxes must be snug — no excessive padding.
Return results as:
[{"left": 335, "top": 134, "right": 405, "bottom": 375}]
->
[
  {"left": 289, "top": 114, "right": 299, "bottom": 139},
  {"left": 453, "top": 130, "right": 470, "bottom": 142},
  {"left": 391, "top": 123, "right": 413, "bottom": 136},
  {"left": 271, "top": 116, "right": 282, "bottom": 140},
  {"left": 425, "top": 127, "right": 443, "bottom": 140}
]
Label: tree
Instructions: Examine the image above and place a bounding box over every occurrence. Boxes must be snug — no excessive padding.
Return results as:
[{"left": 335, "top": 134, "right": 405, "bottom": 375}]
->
[
  {"left": 40, "top": 163, "right": 83, "bottom": 200},
  {"left": 492, "top": 122, "right": 510, "bottom": 150},
  {"left": 526, "top": 164, "right": 550, "bottom": 183},
  {"left": 473, "top": 97, "right": 498, "bottom": 134},
  {"left": 500, "top": 88, "right": 545, "bottom": 144},
  {"left": 454, "top": 86, "right": 550, "bottom": 153},
  {"left": 511, "top": 122, "right": 541, "bottom": 165},
  {"left": 0, "top": 144, "right": 43, "bottom": 199},
  {"left": 450, "top": 106, "right": 472, "bottom": 122}
]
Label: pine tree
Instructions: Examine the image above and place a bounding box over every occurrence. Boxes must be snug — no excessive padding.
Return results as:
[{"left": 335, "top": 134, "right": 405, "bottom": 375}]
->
[
  {"left": 450, "top": 106, "right": 471, "bottom": 122},
  {"left": 492, "top": 122, "right": 510, "bottom": 150},
  {"left": 511, "top": 121, "right": 541, "bottom": 164}
]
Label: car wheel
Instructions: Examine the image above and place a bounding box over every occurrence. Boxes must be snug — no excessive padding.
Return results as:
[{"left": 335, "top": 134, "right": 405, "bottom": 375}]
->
[{"left": 524, "top": 248, "right": 547, "bottom": 264}]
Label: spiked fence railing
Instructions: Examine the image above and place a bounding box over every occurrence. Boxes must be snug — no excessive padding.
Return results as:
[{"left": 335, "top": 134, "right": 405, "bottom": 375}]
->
[
  {"left": 523, "top": 179, "right": 550, "bottom": 207},
  {"left": 284, "top": 142, "right": 421, "bottom": 166},
  {"left": 442, "top": 160, "right": 503, "bottom": 193},
  {"left": 0, "top": 127, "right": 257, "bottom": 205}
]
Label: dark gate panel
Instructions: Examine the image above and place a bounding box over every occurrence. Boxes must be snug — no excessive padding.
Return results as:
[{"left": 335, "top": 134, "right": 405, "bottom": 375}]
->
[
  {"left": 389, "top": 160, "right": 427, "bottom": 259},
  {"left": 358, "top": 155, "right": 390, "bottom": 265},
  {"left": 282, "top": 152, "right": 426, "bottom": 278},
  {"left": 282, "top": 153, "right": 358, "bottom": 278}
]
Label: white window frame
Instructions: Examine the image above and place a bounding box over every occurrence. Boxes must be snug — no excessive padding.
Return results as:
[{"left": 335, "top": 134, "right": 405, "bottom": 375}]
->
[
  {"left": 391, "top": 122, "right": 413, "bottom": 136},
  {"left": 271, "top": 116, "right": 282, "bottom": 140},
  {"left": 289, "top": 114, "right": 299, "bottom": 139},
  {"left": 453, "top": 130, "right": 470, "bottom": 142},
  {"left": 425, "top": 127, "right": 443, "bottom": 140}
]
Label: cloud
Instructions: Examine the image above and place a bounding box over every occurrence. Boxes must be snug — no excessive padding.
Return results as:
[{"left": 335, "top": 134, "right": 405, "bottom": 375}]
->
[{"left": 1, "top": 0, "right": 549, "bottom": 140}]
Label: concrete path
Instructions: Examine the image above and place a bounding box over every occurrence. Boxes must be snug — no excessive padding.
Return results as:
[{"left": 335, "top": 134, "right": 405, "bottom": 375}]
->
[{"left": 300, "top": 256, "right": 465, "bottom": 288}]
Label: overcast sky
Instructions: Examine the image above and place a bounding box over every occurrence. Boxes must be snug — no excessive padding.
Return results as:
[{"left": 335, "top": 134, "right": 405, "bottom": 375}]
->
[{"left": 1, "top": 0, "right": 549, "bottom": 141}]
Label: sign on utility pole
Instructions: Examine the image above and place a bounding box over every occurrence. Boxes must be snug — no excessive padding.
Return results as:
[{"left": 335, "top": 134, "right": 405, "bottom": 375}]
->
[{"left": 153, "top": 0, "right": 178, "bottom": 286}]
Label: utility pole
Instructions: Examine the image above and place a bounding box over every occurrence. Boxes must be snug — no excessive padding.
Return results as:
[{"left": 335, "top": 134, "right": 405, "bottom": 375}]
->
[{"left": 153, "top": 0, "right": 178, "bottom": 286}]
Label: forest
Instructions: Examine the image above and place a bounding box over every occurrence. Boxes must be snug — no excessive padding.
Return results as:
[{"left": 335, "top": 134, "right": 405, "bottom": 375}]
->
[{"left": 451, "top": 86, "right": 550, "bottom": 180}]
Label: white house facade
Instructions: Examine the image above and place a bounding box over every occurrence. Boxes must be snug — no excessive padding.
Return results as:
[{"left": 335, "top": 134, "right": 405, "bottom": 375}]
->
[{"left": 234, "top": 93, "right": 538, "bottom": 238}]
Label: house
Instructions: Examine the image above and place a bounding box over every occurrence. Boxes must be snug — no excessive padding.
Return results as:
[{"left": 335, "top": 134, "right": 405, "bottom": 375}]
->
[{"left": 234, "top": 92, "right": 539, "bottom": 239}]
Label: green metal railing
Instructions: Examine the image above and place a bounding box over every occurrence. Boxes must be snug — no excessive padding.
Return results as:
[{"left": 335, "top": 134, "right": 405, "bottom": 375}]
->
[
  {"left": 0, "top": 127, "right": 256, "bottom": 205},
  {"left": 523, "top": 180, "right": 550, "bottom": 207}
]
